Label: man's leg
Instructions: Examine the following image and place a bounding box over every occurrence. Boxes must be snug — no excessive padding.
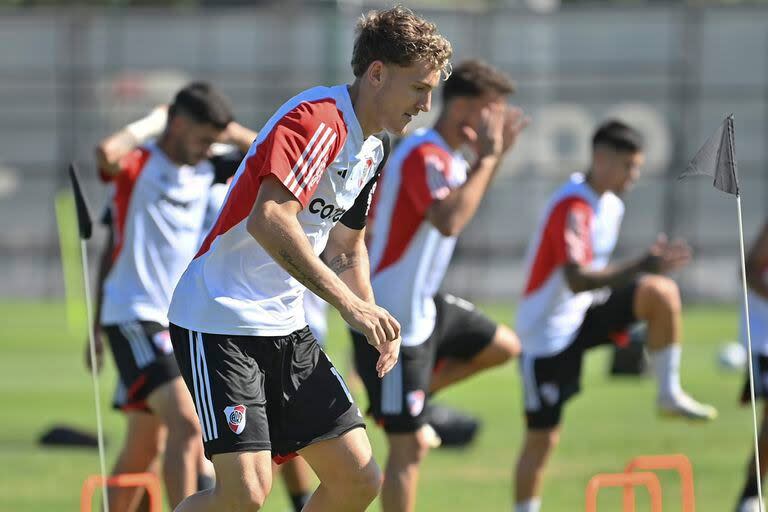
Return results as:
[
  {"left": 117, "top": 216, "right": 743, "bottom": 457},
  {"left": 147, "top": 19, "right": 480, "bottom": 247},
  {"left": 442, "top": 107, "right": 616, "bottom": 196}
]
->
[
  {"left": 633, "top": 275, "right": 717, "bottom": 419},
  {"left": 299, "top": 428, "right": 382, "bottom": 512},
  {"left": 430, "top": 324, "right": 519, "bottom": 393},
  {"left": 514, "top": 428, "right": 560, "bottom": 512},
  {"left": 736, "top": 402, "right": 768, "bottom": 510},
  {"left": 280, "top": 456, "right": 315, "bottom": 511},
  {"left": 146, "top": 377, "right": 204, "bottom": 508},
  {"left": 109, "top": 411, "right": 166, "bottom": 512},
  {"left": 377, "top": 428, "right": 434, "bottom": 512},
  {"left": 175, "top": 451, "right": 273, "bottom": 512}
]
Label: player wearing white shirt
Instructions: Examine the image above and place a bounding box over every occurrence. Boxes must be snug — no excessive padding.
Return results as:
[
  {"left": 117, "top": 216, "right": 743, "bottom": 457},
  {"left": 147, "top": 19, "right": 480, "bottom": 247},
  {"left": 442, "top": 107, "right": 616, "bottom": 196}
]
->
[
  {"left": 351, "top": 60, "right": 528, "bottom": 512},
  {"left": 98, "top": 83, "right": 255, "bottom": 509},
  {"left": 513, "top": 121, "right": 717, "bottom": 512},
  {"left": 166, "top": 7, "right": 452, "bottom": 512}
]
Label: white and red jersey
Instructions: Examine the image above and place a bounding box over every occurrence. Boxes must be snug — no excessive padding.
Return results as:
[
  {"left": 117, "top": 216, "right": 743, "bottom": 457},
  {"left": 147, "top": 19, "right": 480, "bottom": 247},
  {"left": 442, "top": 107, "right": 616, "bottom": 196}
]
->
[
  {"left": 367, "top": 128, "right": 468, "bottom": 346},
  {"left": 168, "top": 85, "right": 384, "bottom": 337},
  {"left": 516, "top": 173, "right": 625, "bottom": 357},
  {"left": 100, "top": 141, "right": 215, "bottom": 326}
]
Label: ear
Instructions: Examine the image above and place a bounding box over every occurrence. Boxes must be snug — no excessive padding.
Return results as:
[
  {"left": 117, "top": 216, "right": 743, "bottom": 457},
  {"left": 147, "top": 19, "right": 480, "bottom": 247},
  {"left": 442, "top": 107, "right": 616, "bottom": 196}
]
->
[{"left": 366, "top": 60, "right": 387, "bottom": 88}]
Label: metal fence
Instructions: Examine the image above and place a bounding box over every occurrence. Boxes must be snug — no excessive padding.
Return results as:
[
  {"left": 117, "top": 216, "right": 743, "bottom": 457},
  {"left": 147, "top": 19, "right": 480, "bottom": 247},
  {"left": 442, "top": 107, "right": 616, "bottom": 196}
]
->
[{"left": 1, "top": 4, "right": 767, "bottom": 302}]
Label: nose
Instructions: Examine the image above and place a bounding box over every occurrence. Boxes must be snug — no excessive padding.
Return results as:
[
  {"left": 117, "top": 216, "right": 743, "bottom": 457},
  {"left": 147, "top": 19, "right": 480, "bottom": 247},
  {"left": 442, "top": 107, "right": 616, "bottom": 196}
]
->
[{"left": 418, "top": 91, "right": 432, "bottom": 113}]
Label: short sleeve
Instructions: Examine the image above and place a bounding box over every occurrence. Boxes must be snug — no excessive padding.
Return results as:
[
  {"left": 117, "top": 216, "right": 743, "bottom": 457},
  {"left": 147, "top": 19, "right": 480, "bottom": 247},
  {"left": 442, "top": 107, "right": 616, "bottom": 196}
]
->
[
  {"left": 561, "top": 199, "right": 593, "bottom": 266},
  {"left": 400, "top": 144, "right": 452, "bottom": 217},
  {"left": 245, "top": 99, "right": 347, "bottom": 208}
]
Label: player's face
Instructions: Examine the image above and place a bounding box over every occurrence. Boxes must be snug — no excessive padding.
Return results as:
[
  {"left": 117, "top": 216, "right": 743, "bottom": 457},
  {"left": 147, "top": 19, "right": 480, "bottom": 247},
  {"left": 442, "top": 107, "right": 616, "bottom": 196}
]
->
[
  {"left": 174, "top": 117, "right": 224, "bottom": 166},
  {"left": 375, "top": 60, "right": 442, "bottom": 135},
  {"left": 607, "top": 150, "right": 644, "bottom": 195}
]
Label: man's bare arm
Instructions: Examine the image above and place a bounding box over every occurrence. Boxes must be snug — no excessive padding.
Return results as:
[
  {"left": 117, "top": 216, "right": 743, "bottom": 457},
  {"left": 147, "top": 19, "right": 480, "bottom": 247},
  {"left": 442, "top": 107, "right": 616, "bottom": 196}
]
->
[
  {"left": 564, "top": 235, "right": 691, "bottom": 294},
  {"left": 96, "top": 105, "right": 168, "bottom": 177},
  {"left": 246, "top": 176, "right": 399, "bottom": 376},
  {"left": 324, "top": 222, "right": 374, "bottom": 304}
]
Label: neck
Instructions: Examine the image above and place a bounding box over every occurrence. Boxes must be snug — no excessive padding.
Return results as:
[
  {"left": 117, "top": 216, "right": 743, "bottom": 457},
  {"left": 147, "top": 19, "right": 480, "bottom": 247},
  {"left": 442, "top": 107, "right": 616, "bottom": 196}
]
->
[
  {"left": 348, "top": 81, "right": 380, "bottom": 138},
  {"left": 433, "top": 113, "right": 463, "bottom": 150},
  {"left": 585, "top": 169, "right": 607, "bottom": 196},
  {"left": 156, "top": 132, "right": 183, "bottom": 166}
]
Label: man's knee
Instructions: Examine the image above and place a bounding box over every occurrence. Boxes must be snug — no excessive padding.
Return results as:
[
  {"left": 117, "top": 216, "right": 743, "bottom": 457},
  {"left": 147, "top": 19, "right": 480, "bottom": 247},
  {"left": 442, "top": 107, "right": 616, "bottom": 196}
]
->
[
  {"left": 213, "top": 453, "right": 273, "bottom": 512},
  {"left": 388, "top": 429, "right": 432, "bottom": 466},
  {"left": 638, "top": 275, "right": 681, "bottom": 315},
  {"left": 492, "top": 325, "right": 521, "bottom": 361},
  {"left": 522, "top": 428, "right": 560, "bottom": 462},
  {"left": 217, "top": 479, "right": 271, "bottom": 512},
  {"left": 347, "top": 460, "right": 382, "bottom": 502}
]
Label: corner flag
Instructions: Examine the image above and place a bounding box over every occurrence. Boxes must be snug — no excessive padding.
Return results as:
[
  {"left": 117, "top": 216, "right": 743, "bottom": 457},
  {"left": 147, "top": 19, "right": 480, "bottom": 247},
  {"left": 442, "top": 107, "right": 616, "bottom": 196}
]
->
[
  {"left": 678, "top": 114, "right": 739, "bottom": 195},
  {"left": 680, "top": 115, "right": 763, "bottom": 511}
]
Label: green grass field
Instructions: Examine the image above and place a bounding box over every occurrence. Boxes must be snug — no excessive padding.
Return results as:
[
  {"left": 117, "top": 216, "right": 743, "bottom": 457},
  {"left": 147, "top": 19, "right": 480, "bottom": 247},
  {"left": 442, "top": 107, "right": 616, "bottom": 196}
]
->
[{"left": 0, "top": 300, "right": 755, "bottom": 511}]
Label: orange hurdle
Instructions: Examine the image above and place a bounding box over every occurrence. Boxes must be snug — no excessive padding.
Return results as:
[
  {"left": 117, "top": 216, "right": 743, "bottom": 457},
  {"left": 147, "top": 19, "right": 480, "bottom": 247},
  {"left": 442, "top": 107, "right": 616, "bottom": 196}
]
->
[
  {"left": 80, "top": 472, "right": 162, "bottom": 512},
  {"left": 586, "top": 471, "right": 663, "bottom": 512},
  {"left": 623, "top": 453, "right": 695, "bottom": 512}
]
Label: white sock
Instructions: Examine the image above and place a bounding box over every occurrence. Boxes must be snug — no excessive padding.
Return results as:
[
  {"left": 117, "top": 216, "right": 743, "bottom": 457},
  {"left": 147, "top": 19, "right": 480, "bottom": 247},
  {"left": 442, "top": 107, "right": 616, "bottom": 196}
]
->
[
  {"left": 651, "top": 344, "right": 682, "bottom": 400},
  {"left": 515, "top": 498, "right": 541, "bottom": 512}
]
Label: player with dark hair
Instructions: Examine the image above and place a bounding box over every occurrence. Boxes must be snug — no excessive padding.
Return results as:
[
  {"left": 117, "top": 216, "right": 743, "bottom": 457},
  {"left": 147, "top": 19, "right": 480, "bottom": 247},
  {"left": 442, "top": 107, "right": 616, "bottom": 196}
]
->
[
  {"left": 513, "top": 120, "right": 716, "bottom": 512},
  {"left": 350, "top": 59, "right": 528, "bottom": 512},
  {"left": 96, "top": 82, "right": 255, "bottom": 508}
]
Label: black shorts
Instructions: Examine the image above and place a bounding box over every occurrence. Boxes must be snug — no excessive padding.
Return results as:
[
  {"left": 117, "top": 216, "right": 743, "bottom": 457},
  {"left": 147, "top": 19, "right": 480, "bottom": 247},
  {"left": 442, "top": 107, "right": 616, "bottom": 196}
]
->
[
  {"left": 352, "top": 293, "right": 498, "bottom": 433},
  {"left": 521, "top": 282, "right": 639, "bottom": 430},
  {"left": 741, "top": 355, "right": 768, "bottom": 404},
  {"left": 103, "top": 321, "right": 180, "bottom": 412},
  {"left": 169, "top": 324, "right": 365, "bottom": 462}
]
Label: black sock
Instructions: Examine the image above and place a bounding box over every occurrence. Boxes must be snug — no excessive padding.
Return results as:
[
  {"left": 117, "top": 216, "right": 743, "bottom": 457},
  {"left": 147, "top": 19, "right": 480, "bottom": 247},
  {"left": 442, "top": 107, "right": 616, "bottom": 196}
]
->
[{"left": 290, "top": 492, "right": 311, "bottom": 512}]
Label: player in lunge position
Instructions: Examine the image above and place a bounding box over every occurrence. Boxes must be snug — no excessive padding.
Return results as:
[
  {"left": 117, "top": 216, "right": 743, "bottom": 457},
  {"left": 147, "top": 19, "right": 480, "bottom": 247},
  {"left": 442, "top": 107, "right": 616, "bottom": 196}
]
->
[{"left": 513, "top": 120, "right": 717, "bottom": 512}]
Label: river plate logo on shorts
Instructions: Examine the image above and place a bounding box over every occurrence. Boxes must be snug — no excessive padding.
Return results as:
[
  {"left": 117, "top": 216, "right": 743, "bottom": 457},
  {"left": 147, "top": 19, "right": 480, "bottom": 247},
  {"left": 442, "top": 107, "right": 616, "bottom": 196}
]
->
[
  {"left": 406, "top": 390, "right": 425, "bottom": 417},
  {"left": 224, "top": 405, "right": 246, "bottom": 435}
]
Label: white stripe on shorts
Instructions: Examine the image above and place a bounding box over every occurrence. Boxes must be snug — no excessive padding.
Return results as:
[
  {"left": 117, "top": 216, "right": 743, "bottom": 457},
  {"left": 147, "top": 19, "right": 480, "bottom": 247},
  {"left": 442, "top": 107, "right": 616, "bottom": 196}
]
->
[
  {"left": 188, "top": 330, "right": 211, "bottom": 442},
  {"left": 196, "top": 332, "right": 219, "bottom": 440}
]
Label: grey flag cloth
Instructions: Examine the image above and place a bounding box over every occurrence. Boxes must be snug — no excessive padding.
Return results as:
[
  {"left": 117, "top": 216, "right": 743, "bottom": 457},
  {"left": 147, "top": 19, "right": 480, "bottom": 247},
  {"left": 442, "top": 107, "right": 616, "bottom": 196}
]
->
[{"left": 678, "top": 114, "right": 740, "bottom": 196}]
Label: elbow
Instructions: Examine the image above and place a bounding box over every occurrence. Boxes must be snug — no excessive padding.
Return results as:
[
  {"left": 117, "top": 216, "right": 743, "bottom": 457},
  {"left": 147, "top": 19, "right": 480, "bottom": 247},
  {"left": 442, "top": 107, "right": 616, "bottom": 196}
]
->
[
  {"left": 563, "top": 270, "right": 588, "bottom": 294},
  {"left": 432, "top": 218, "right": 463, "bottom": 238},
  {"left": 246, "top": 203, "right": 273, "bottom": 241}
]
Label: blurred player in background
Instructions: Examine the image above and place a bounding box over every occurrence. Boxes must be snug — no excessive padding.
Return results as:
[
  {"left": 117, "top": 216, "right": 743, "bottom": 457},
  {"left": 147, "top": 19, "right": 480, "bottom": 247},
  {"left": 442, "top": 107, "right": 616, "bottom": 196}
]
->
[
  {"left": 734, "top": 220, "right": 768, "bottom": 512},
  {"left": 513, "top": 120, "right": 717, "bottom": 512},
  {"left": 350, "top": 59, "right": 528, "bottom": 512},
  {"left": 95, "top": 83, "right": 255, "bottom": 509},
  {"left": 97, "top": 101, "right": 320, "bottom": 512},
  {"left": 166, "top": 6, "right": 451, "bottom": 511}
]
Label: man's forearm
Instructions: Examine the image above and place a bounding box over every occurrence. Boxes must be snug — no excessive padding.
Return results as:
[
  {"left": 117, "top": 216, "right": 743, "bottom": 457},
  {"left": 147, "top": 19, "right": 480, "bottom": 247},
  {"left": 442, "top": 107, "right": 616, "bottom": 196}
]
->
[
  {"left": 326, "top": 248, "right": 375, "bottom": 304},
  {"left": 565, "top": 255, "right": 653, "bottom": 294},
  {"left": 428, "top": 154, "right": 499, "bottom": 236},
  {"left": 248, "top": 206, "right": 355, "bottom": 312}
]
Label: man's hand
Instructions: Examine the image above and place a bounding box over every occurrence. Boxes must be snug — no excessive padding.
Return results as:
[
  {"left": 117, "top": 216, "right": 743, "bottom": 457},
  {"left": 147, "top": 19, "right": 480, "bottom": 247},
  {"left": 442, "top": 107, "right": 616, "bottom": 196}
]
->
[
  {"left": 218, "top": 121, "right": 258, "bottom": 152},
  {"left": 644, "top": 234, "right": 692, "bottom": 274},
  {"left": 501, "top": 105, "right": 530, "bottom": 153},
  {"left": 341, "top": 300, "right": 401, "bottom": 377},
  {"left": 462, "top": 104, "right": 506, "bottom": 159},
  {"left": 84, "top": 327, "right": 105, "bottom": 374}
]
